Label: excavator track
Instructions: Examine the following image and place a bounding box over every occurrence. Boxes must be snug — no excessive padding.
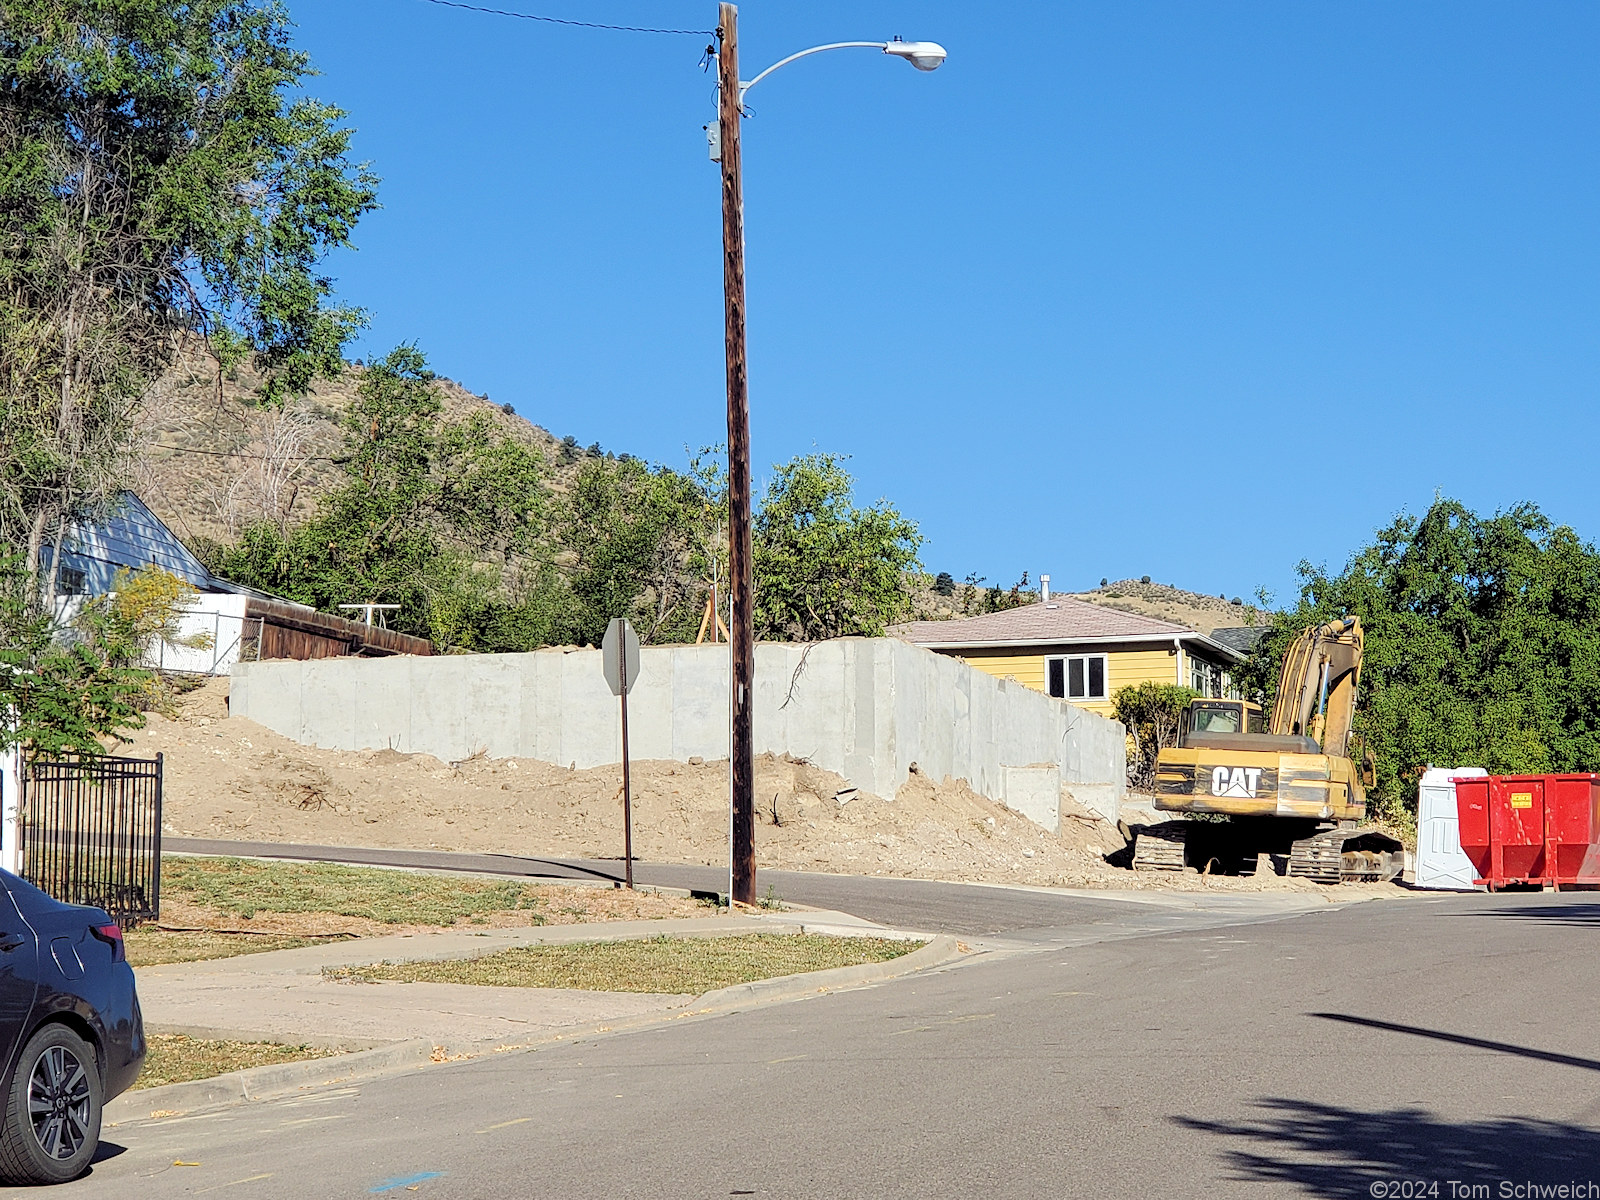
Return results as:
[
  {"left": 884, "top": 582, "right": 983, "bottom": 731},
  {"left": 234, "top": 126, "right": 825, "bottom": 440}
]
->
[
  {"left": 1132, "top": 823, "right": 1189, "bottom": 872},
  {"left": 1287, "top": 828, "right": 1345, "bottom": 883},
  {"left": 1288, "top": 825, "right": 1406, "bottom": 884}
]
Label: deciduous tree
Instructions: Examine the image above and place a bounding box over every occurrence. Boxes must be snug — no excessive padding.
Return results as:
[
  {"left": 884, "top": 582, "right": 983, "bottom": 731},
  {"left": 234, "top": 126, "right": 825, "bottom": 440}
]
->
[
  {"left": 1236, "top": 498, "right": 1600, "bottom": 819},
  {"left": 752, "top": 454, "right": 922, "bottom": 641},
  {"left": 0, "top": 0, "right": 377, "bottom": 600}
]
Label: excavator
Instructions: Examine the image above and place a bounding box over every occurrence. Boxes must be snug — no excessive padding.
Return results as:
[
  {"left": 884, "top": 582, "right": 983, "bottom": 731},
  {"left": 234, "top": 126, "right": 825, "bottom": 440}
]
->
[{"left": 1131, "top": 616, "right": 1405, "bottom": 883}]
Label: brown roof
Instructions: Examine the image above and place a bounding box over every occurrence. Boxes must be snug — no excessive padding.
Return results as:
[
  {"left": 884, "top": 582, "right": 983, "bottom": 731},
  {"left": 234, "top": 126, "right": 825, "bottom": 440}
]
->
[{"left": 891, "top": 598, "right": 1207, "bottom": 649}]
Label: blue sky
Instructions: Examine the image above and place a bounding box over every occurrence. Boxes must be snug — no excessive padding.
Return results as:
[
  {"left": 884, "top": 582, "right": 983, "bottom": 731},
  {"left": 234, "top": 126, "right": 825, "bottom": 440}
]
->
[{"left": 291, "top": 1, "right": 1597, "bottom": 604}]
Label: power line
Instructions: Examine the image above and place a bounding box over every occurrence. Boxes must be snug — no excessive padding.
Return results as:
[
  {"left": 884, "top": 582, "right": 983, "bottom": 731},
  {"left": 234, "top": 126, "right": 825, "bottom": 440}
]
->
[
  {"left": 149, "top": 443, "right": 340, "bottom": 463},
  {"left": 414, "top": 0, "right": 715, "bottom": 35}
]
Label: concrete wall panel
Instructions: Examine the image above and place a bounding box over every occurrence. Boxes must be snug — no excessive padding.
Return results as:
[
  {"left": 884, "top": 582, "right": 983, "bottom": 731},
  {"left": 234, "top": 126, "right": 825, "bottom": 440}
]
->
[{"left": 231, "top": 636, "right": 1125, "bottom": 823}]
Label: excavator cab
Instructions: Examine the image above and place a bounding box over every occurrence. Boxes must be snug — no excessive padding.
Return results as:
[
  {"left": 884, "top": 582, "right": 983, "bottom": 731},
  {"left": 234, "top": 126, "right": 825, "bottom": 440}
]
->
[{"left": 1182, "top": 700, "right": 1264, "bottom": 742}]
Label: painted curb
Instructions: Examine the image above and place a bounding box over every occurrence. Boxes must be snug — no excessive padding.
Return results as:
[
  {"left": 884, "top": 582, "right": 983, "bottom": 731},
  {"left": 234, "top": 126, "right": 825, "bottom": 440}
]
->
[
  {"left": 691, "top": 933, "right": 965, "bottom": 1012},
  {"left": 105, "top": 1037, "right": 435, "bottom": 1124}
]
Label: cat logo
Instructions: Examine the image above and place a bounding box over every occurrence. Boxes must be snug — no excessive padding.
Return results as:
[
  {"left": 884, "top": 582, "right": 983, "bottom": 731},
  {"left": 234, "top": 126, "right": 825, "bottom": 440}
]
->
[{"left": 1210, "top": 766, "right": 1263, "bottom": 798}]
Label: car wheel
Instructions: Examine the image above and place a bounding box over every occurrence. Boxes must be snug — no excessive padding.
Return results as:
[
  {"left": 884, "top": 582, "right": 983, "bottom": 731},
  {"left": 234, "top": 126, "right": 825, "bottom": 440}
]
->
[{"left": 0, "top": 1024, "right": 102, "bottom": 1185}]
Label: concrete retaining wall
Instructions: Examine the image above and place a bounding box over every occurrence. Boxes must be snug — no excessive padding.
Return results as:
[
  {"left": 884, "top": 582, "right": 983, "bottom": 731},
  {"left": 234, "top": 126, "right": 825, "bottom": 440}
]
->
[{"left": 230, "top": 637, "right": 1125, "bottom": 825}]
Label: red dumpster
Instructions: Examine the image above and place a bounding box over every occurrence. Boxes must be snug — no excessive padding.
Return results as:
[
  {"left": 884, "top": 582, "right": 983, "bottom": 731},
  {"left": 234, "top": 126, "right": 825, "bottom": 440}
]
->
[
  {"left": 1545, "top": 774, "right": 1600, "bottom": 885},
  {"left": 1453, "top": 774, "right": 1600, "bottom": 891}
]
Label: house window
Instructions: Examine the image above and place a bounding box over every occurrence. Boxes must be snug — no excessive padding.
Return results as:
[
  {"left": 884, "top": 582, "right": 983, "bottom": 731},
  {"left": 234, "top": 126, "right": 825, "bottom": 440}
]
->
[
  {"left": 57, "top": 568, "right": 86, "bottom": 596},
  {"left": 1191, "top": 659, "right": 1226, "bottom": 698},
  {"left": 1047, "top": 654, "right": 1107, "bottom": 701}
]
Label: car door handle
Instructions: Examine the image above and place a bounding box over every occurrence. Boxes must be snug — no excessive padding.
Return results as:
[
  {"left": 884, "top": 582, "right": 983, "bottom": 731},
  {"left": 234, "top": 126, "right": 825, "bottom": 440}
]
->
[{"left": 0, "top": 935, "right": 26, "bottom": 953}]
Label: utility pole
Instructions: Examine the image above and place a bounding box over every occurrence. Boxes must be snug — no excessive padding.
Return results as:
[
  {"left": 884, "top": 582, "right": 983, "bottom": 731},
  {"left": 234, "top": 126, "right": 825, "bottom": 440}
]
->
[{"left": 717, "top": 2, "right": 755, "bottom": 906}]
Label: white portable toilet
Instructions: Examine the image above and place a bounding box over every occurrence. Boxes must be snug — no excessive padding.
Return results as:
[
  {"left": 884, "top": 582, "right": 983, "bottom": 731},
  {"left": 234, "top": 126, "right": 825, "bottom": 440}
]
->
[{"left": 1415, "top": 766, "right": 1486, "bottom": 890}]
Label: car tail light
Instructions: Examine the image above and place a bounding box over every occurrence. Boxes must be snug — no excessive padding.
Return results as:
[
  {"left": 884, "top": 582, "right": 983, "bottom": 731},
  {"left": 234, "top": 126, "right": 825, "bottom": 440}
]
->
[{"left": 91, "top": 923, "right": 125, "bottom": 963}]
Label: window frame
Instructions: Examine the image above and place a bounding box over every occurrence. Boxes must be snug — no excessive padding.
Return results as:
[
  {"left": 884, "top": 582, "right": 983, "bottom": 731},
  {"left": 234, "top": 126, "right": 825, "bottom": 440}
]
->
[{"left": 1046, "top": 653, "right": 1109, "bottom": 702}]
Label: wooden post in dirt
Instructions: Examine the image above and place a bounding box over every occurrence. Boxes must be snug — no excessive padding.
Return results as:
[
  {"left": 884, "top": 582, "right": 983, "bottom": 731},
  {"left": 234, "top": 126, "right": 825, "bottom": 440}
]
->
[{"left": 717, "top": 1, "right": 756, "bottom": 907}]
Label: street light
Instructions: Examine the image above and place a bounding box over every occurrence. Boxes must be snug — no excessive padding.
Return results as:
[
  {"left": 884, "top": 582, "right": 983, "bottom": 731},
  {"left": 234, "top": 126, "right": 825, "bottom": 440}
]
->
[
  {"left": 738, "top": 38, "right": 948, "bottom": 101},
  {"left": 712, "top": 4, "right": 945, "bottom": 905}
]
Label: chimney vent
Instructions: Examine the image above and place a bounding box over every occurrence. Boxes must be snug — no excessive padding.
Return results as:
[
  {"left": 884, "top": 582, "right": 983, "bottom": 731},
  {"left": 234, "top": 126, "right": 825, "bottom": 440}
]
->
[{"left": 1040, "top": 574, "right": 1051, "bottom": 602}]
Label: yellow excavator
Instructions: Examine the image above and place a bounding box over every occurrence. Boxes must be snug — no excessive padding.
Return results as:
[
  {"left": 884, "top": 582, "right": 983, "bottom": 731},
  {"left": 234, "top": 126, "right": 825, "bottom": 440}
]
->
[{"left": 1131, "top": 616, "right": 1404, "bottom": 883}]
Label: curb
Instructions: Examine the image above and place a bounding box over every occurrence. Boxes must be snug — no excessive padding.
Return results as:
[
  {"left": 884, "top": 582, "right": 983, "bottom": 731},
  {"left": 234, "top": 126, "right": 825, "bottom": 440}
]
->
[
  {"left": 105, "top": 1037, "right": 435, "bottom": 1124},
  {"left": 108, "top": 933, "right": 967, "bottom": 1122},
  {"left": 691, "top": 933, "right": 966, "bottom": 1012}
]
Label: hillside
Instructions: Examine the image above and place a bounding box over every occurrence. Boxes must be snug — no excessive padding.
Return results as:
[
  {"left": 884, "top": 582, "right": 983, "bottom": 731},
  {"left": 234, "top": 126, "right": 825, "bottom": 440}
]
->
[
  {"left": 1064, "top": 579, "right": 1268, "bottom": 638},
  {"left": 904, "top": 576, "right": 1267, "bottom": 636},
  {"left": 133, "top": 343, "right": 566, "bottom": 549},
  {"left": 131, "top": 351, "right": 1266, "bottom": 645}
]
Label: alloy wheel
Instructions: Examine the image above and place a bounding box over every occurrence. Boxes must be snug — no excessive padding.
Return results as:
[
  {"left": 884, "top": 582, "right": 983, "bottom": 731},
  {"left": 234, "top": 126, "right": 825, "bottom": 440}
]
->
[{"left": 26, "top": 1045, "right": 91, "bottom": 1161}]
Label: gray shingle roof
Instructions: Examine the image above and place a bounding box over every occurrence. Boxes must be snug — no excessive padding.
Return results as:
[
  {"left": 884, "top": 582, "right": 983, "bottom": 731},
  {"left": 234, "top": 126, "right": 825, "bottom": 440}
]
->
[{"left": 1208, "top": 625, "right": 1273, "bottom": 655}]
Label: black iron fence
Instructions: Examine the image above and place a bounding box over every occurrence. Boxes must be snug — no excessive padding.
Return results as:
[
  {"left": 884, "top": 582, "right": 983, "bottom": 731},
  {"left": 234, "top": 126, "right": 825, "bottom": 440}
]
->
[{"left": 21, "top": 754, "right": 162, "bottom": 927}]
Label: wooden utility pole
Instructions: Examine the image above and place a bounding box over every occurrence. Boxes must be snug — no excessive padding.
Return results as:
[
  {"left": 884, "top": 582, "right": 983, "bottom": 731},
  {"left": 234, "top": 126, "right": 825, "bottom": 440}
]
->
[{"left": 718, "top": 2, "right": 755, "bottom": 906}]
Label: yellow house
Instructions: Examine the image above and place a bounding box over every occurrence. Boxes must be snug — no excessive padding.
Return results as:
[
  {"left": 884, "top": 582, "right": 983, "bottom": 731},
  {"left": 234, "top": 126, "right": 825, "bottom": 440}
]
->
[{"left": 891, "top": 598, "right": 1245, "bottom": 719}]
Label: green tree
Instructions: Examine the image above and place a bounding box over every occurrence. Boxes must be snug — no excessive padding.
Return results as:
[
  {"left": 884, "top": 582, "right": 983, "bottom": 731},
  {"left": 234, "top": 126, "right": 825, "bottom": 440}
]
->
[
  {"left": 213, "top": 347, "right": 550, "bottom": 650},
  {"left": 1112, "top": 681, "right": 1198, "bottom": 792},
  {"left": 752, "top": 454, "right": 923, "bottom": 641},
  {"left": 0, "top": 556, "right": 199, "bottom": 754},
  {"left": 0, "top": 0, "right": 377, "bottom": 599},
  {"left": 982, "top": 571, "right": 1035, "bottom": 613},
  {"left": 1237, "top": 498, "right": 1600, "bottom": 819},
  {"left": 559, "top": 455, "right": 708, "bottom": 646}
]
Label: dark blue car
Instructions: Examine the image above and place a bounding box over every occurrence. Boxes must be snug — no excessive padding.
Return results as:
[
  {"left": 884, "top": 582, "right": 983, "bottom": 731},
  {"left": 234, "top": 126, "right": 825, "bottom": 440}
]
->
[{"left": 0, "top": 870, "right": 144, "bottom": 1185}]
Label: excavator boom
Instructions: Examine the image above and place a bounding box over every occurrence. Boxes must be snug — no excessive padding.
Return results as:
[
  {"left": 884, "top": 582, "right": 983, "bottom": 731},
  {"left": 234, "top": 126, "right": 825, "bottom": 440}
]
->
[{"left": 1270, "top": 615, "right": 1363, "bottom": 755}]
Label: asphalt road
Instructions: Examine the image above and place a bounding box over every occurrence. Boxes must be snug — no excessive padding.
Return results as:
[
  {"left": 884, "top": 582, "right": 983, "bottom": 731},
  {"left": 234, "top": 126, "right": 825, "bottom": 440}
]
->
[
  {"left": 164, "top": 836, "right": 1225, "bottom": 937},
  {"left": 61, "top": 887, "right": 1600, "bottom": 1197}
]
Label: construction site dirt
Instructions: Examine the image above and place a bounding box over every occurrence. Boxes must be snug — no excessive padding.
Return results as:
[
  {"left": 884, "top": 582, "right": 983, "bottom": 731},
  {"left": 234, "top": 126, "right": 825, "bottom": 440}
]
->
[{"left": 133, "top": 680, "right": 1404, "bottom": 897}]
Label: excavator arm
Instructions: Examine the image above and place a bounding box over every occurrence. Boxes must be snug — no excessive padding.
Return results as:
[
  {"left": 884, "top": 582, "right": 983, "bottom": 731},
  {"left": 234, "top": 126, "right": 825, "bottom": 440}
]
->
[{"left": 1269, "top": 615, "right": 1364, "bottom": 756}]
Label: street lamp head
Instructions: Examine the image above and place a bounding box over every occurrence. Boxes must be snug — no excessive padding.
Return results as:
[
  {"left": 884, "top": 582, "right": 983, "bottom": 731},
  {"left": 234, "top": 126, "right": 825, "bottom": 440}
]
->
[{"left": 883, "top": 39, "right": 947, "bottom": 72}]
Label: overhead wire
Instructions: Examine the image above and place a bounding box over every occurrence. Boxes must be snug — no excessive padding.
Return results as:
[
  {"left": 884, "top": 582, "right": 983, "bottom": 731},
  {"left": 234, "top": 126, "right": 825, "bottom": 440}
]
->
[
  {"left": 148, "top": 443, "right": 341, "bottom": 463},
  {"left": 413, "top": 0, "right": 715, "bottom": 36}
]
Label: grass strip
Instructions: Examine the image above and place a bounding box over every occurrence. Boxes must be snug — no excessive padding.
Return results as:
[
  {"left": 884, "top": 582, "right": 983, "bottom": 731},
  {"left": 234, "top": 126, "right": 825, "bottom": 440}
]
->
[
  {"left": 134, "top": 1034, "right": 342, "bottom": 1090},
  {"left": 125, "top": 928, "right": 337, "bottom": 967},
  {"left": 161, "top": 856, "right": 549, "bottom": 925},
  {"left": 324, "top": 933, "right": 923, "bottom": 995}
]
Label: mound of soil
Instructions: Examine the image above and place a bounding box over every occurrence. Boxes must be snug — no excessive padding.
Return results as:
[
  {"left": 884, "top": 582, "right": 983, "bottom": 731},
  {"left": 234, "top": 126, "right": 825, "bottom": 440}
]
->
[{"left": 124, "top": 680, "right": 1362, "bottom": 894}]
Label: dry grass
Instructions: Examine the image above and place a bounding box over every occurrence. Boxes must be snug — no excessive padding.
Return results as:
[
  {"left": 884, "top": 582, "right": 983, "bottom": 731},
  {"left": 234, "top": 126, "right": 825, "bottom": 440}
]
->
[
  {"left": 162, "top": 855, "right": 552, "bottom": 925},
  {"left": 136, "top": 856, "right": 718, "bottom": 964},
  {"left": 133, "top": 1034, "right": 341, "bottom": 1090},
  {"left": 125, "top": 928, "right": 334, "bottom": 967},
  {"left": 325, "top": 933, "right": 923, "bottom": 995}
]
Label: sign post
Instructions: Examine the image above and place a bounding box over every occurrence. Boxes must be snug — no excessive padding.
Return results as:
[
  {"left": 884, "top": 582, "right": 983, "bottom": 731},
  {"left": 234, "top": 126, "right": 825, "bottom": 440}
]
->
[{"left": 602, "top": 618, "right": 642, "bottom": 889}]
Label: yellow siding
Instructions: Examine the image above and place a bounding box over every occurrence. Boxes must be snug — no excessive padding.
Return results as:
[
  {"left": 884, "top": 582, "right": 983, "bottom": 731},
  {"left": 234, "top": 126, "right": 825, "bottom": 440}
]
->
[
  {"left": 938, "top": 644, "right": 1193, "bottom": 718},
  {"left": 1107, "top": 648, "right": 1181, "bottom": 694},
  {"left": 959, "top": 650, "right": 1046, "bottom": 693}
]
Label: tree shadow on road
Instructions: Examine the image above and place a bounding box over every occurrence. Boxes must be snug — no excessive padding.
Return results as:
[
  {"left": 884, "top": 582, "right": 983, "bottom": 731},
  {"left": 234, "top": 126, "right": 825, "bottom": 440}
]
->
[
  {"left": 1175, "top": 1099, "right": 1600, "bottom": 1198},
  {"left": 1458, "top": 902, "right": 1600, "bottom": 927}
]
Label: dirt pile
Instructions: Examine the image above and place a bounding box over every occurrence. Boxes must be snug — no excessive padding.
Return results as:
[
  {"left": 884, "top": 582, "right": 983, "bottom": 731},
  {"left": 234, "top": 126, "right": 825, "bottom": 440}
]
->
[{"left": 126, "top": 680, "right": 1358, "bottom": 894}]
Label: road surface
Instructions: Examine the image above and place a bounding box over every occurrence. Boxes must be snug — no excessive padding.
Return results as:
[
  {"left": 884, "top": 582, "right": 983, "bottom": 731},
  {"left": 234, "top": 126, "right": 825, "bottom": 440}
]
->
[
  {"left": 162, "top": 836, "right": 1310, "bottom": 938},
  {"left": 61, "top": 882, "right": 1600, "bottom": 1197}
]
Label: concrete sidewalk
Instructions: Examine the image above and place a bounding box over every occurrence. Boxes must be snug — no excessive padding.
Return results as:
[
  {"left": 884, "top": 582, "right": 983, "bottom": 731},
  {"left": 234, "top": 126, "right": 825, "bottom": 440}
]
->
[{"left": 135, "top": 911, "right": 921, "bottom": 1052}]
